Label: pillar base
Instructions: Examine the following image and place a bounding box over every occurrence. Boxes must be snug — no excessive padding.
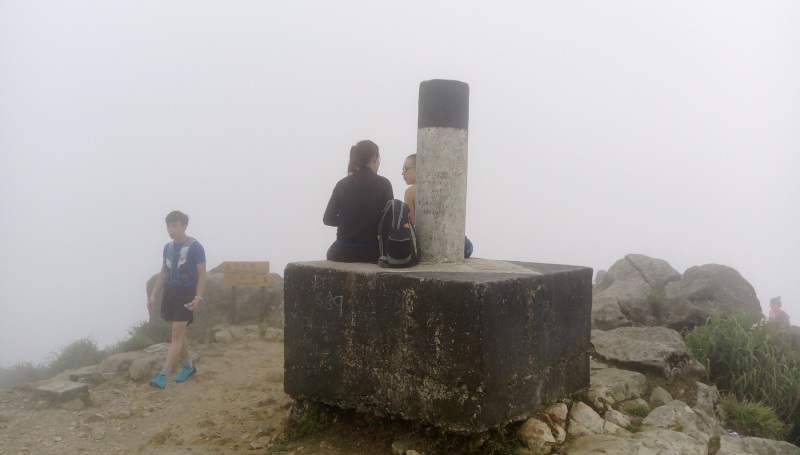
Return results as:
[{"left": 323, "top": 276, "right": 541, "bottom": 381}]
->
[{"left": 284, "top": 258, "right": 592, "bottom": 433}]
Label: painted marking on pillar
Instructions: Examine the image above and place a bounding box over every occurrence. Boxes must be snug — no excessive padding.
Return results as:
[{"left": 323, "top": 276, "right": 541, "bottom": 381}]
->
[{"left": 315, "top": 293, "right": 344, "bottom": 317}]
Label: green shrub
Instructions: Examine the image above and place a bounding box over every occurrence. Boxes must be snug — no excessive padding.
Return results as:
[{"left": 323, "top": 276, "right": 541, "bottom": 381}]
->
[
  {"left": 626, "top": 404, "right": 650, "bottom": 418},
  {"left": 684, "top": 315, "right": 800, "bottom": 441},
  {"left": 46, "top": 337, "right": 104, "bottom": 375},
  {"left": 719, "top": 394, "right": 789, "bottom": 440},
  {"left": 0, "top": 361, "right": 50, "bottom": 388}
]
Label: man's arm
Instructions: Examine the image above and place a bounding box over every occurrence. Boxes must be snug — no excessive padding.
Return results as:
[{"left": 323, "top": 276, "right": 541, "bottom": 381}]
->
[
  {"left": 404, "top": 184, "right": 416, "bottom": 225},
  {"left": 187, "top": 263, "right": 207, "bottom": 310},
  {"left": 147, "top": 265, "right": 168, "bottom": 311}
]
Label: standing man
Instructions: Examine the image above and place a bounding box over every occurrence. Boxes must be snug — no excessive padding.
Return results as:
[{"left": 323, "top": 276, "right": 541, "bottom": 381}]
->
[{"left": 147, "top": 210, "right": 207, "bottom": 389}]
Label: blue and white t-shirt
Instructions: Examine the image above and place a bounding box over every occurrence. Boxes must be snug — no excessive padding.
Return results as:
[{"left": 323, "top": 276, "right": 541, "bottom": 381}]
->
[{"left": 163, "top": 237, "right": 206, "bottom": 287}]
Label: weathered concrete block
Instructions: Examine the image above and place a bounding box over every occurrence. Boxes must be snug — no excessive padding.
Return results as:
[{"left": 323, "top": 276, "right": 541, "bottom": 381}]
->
[
  {"left": 36, "top": 381, "right": 89, "bottom": 403},
  {"left": 284, "top": 258, "right": 592, "bottom": 432}
]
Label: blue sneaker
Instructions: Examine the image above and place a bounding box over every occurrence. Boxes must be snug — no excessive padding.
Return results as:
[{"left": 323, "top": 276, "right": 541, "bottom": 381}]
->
[
  {"left": 149, "top": 373, "right": 166, "bottom": 389},
  {"left": 173, "top": 366, "right": 196, "bottom": 383}
]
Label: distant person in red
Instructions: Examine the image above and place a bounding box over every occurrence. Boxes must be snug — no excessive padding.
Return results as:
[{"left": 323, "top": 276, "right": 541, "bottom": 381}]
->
[
  {"left": 323, "top": 140, "right": 394, "bottom": 263},
  {"left": 769, "top": 296, "right": 790, "bottom": 325},
  {"left": 147, "top": 211, "right": 207, "bottom": 389}
]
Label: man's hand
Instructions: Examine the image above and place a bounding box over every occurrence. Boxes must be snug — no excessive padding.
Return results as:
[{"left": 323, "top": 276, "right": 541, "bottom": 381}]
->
[
  {"left": 147, "top": 296, "right": 156, "bottom": 311},
  {"left": 185, "top": 296, "right": 202, "bottom": 311}
]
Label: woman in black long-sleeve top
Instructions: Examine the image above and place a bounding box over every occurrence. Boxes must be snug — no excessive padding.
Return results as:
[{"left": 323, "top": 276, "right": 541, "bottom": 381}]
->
[{"left": 323, "top": 140, "right": 394, "bottom": 262}]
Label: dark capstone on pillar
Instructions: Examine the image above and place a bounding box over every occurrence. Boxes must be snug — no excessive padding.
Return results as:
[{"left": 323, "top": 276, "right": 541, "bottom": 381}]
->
[{"left": 283, "top": 259, "right": 592, "bottom": 432}]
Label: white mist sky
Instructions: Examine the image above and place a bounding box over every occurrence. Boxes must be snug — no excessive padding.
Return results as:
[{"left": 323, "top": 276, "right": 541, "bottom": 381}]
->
[{"left": 1, "top": 1, "right": 798, "bottom": 367}]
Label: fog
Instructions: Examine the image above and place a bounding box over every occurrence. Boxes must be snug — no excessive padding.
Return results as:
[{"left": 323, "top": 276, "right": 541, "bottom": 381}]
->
[{"left": 1, "top": 1, "right": 798, "bottom": 367}]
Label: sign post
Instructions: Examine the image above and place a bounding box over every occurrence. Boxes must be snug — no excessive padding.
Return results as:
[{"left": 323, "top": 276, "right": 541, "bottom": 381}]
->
[{"left": 219, "top": 261, "right": 272, "bottom": 323}]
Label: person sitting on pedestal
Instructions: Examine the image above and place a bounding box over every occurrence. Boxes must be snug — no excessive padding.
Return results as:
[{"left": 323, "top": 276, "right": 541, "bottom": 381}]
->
[{"left": 323, "top": 140, "right": 394, "bottom": 263}]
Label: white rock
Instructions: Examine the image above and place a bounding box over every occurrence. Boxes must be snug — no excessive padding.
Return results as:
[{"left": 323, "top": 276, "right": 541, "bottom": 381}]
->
[
  {"left": 214, "top": 330, "right": 234, "bottom": 342},
  {"left": 588, "top": 368, "right": 647, "bottom": 408},
  {"left": 649, "top": 386, "right": 674, "bottom": 407},
  {"left": 718, "top": 435, "right": 800, "bottom": 455},
  {"left": 604, "top": 408, "right": 631, "bottom": 428},
  {"left": 568, "top": 402, "right": 626, "bottom": 438},
  {"left": 566, "top": 429, "right": 707, "bottom": 455}
]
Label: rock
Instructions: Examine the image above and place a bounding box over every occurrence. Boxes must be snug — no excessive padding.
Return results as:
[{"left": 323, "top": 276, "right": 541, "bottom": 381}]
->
[
  {"left": 227, "top": 326, "right": 249, "bottom": 340},
  {"left": 85, "top": 414, "right": 105, "bottom": 422},
  {"left": 249, "top": 436, "right": 270, "bottom": 449},
  {"left": 624, "top": 254, "right": 681, "bottom": 290},
  {"left": 242, "top": 324, "right": 262, "bottom": 340},
  {"left": 128, "top": 354, "right": 164, "bottom": 381},
  {"left": 592, "top": 327, "right": 705, "bottom": 379},
  {"left": 642, "top": 400, "right": 724, "bottom": 444},
  {"left": 68, "top": 365, "right": 100, "bottom": 382},
  {"left": 99, "top": 351, "right": 144, "bottom": 375},
  {"left": 587, "top": 368, "right": 647, "bottom": 408},
  {"left": 35, "top": 381, "right": 89, "bottom": 403},
  {"left": 391, "top": 438, "right": 412, "bottom": 455},
  {"left": 604, "top": 409, "right": 631, "bottom": 428},
  {"left": 551, "top": 422, "right": 566, "bottom": 444},
  {"left": 517, "top": 417, "right": 555, "bottom": 454},
  {"left": 544, "top": 403, "right": 568, "bottom": 426},
  {"left": 717, "top": 435, "right": 800, "bottom": 455},
  {"left": 596, "top": 257, "right": 643, "bottom": 294},
  {"left": 214, "top": 330, "right": 234, "bottom": 342},
  {"left": 565, "top": 429, "right": 708, "bottom": 455},
  {"left": 594, "top": 259, "right": 653, "bottom": 326},
  {"left": 143, "top": 343, "right": 170, "bottom": 353},
  {"left": 649, "top": 386, "right": 673, "bottom": 407},
  {"left": 591, "top": 294, "right": 630, "bottom": 330},
  {"left": 664, "top": 264, "right": 762, "bottom": 331},
  {"left": 695, "top": 382, "right": 720, "bottom": 418},
  {"left": 568, "top": 402, "right": 626, "bottom": 438}
]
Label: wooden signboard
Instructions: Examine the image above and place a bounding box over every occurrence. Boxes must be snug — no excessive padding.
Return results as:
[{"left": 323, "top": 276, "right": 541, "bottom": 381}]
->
[
  {"left": 219, "top": 261, "right": 270, "bottom": 275},
  {"left": 218, "top": 261, "right": 273, "bottom": 324},
  {"left": 223, "top": 273, "right": 275, "bottom": 287}
]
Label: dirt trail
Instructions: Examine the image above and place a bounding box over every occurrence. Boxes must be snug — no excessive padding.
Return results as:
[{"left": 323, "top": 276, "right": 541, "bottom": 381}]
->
[{"left": 0, "top": 338, "right": 388, "bottom": 455}]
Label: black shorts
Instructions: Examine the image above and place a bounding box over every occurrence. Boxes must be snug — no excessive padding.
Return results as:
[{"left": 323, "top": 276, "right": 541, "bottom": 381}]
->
[
  {"left": 326, "top": 241, "right": 380, "bottom": 263},
  {"left": 161, "top": 285, "right": 195, "bottom": 324}
]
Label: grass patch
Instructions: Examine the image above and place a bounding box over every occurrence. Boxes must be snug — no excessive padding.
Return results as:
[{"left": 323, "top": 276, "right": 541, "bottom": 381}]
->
[
  {"left": 708, "top": 435, "right": 720, "bottom": 455},
  {"left": 625, "top": 422, "right": 642, "bottom": 433},
  {"left": 684, "top": 315, "right": 800, "bottom": 441},
  {"left": 719, "top": 394, "right": 789, "bottom": 440},
  {"left": 626, "top": 404, "right": 649, "bottom": 418},
  {"left": 46, "top": 337, "right": 105, "bottom": 374}
]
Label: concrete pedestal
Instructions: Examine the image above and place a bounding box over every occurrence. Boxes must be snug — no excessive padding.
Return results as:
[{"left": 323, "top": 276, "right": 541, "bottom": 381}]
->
[{"left": 283, "top": 259, "right": 592, "bottom": 433}]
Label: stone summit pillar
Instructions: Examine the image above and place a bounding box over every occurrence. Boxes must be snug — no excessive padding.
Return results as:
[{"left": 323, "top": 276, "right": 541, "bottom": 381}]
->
[
  {"left": 283, "top": 80, "right": 593, "bottom": 433},
  {"left": 416, "top": 79, "right": 469, "bottom": 263}
]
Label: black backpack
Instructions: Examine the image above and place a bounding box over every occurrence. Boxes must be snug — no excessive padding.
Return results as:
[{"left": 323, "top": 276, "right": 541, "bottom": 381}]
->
[{"left": 377, "top": 199, "right": 420, "bottom": 268}]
